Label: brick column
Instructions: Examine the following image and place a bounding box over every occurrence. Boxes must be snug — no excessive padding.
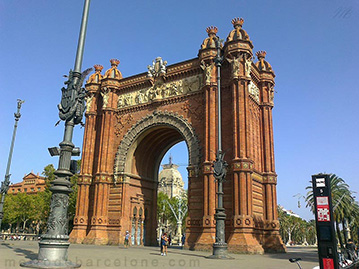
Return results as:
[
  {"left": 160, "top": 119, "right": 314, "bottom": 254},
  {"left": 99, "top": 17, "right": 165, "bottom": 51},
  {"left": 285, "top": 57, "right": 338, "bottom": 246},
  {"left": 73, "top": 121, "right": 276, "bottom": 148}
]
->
[
  {"left": 259, "top": 79, "right": 285, "bottom": 252},
  {"left": 260, "top": 81, "right": 275, "bottom": 221},
  {"left": 228, "top": 71, "right": 262, "bottom": 253},
  {"left": 84, "top": 85, "right": 117, "bottom": 244},
  {"left": 194, "top": 44, "right": 218, "bottom": 249},
  {"left": 70, "top": 83, "right": 99, "bottom": 243}
]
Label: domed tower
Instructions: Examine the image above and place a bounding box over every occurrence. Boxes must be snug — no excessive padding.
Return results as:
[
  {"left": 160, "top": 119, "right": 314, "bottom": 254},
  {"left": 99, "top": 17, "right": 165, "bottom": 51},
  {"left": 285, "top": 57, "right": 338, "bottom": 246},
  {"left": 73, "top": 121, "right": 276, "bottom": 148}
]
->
[{"left": 158, "top": 156, "right": 185, "bottom": 198}]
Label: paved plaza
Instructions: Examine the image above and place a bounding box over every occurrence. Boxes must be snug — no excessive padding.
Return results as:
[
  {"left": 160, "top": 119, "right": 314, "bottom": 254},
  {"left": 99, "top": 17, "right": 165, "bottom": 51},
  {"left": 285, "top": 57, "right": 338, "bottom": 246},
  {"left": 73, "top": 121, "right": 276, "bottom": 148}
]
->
[{"left": 0, "top": 241, "right": 319, "bottom": 269}]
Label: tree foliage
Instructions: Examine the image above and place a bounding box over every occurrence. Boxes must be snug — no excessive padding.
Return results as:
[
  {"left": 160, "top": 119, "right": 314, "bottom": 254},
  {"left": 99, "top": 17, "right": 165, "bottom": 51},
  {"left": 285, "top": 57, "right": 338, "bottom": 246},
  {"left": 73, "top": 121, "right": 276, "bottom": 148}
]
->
[
  {"left": 3, "top": 191, "right": 50, "bottom": 233},
  {"left": 2, "top": 161, "right": 80, "bottom": 234},
  {"left": 278, "top": 206, "right": 317, "bottom": 246}
]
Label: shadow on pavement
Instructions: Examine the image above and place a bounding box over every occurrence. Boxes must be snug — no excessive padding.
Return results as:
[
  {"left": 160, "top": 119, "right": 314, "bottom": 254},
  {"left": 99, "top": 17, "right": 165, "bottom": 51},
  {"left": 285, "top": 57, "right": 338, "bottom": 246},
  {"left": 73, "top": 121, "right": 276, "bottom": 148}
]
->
[
  {"left": 266, "top": 247, "right": 319, "bottom": 263},
  {"left": 1, "top": 242, "right": 37, "bottom": 260},
  {"left": 149, "top": 250, "right": 209, "bottom": 259},
  {"left": 167, "top": 250, "right": 213, "bottom": 258}
]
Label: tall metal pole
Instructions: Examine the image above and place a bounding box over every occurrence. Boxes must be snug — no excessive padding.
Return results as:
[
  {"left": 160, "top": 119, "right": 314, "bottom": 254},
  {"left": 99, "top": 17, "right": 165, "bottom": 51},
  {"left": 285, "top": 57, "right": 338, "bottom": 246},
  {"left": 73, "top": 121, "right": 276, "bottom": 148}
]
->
[
  {"left": 0, "top": 99, "right": 25, "bottom": 231},
  {"left": 208, "top": 38, "right": 232, "bottom": 259},
  {"left": 21, "top": 0, "right": 91, "bottom": 268}
]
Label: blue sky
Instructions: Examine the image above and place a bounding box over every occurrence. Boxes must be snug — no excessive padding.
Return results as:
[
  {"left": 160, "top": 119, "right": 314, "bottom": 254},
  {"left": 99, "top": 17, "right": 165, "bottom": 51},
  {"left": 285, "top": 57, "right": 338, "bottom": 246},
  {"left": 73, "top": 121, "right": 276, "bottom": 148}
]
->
[{"left": 1, "top": 0, "right": 358, "bottom": 220}]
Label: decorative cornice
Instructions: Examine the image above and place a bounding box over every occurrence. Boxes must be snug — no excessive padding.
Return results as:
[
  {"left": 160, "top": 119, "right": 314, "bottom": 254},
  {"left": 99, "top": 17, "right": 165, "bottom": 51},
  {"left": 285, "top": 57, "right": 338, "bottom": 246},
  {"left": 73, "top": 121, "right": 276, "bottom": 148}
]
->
[
  {"left": 232, "top": 158, "right": 254, "bottom": 172},
  {"left": 262, "top": 173, "right": 277, "bottom": 184}
]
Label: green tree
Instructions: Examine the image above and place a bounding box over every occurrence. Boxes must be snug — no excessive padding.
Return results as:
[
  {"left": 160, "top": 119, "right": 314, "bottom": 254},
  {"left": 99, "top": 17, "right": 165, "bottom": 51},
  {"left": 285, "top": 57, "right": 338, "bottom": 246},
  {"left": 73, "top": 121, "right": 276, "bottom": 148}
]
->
[
  {"left": 278, "top": 206, "right": 316, "bottom": 246},
  {"left": 42, "top": 164, "right": 56, "bottom": 185},
  {"left": 2, "top": 162, "right": 80, "bottom": 234},
  {"left": 32, "top": 191, "right": 51, "bottom": 234},
  {"left": 157, "top": 192, "right": 172, "bottom": 226},
  {"left": 10, "top": 193, "right": 36, "bottom": 231},
  {"left": 3, "top": 194, "right": 17, "bottom": 229},
  {"left": 306, "top": 220, "right": 317, "bottom": 245}
]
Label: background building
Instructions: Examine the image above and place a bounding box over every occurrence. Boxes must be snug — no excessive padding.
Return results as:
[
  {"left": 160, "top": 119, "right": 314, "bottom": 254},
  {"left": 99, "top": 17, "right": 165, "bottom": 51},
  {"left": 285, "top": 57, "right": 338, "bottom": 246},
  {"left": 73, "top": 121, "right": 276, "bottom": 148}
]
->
[
  {"left": 158, "top": 156, "right": 185, "bottom": 199},
  {"left": 8, "top": 172, "right": 46, "bottom": 195}
]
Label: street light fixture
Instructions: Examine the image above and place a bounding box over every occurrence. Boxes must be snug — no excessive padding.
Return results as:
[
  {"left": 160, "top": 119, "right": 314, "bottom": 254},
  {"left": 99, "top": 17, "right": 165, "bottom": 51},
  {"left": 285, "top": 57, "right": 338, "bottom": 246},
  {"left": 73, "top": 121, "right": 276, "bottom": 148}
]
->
[
  {"left": 208, "top": 38, "right": 232, "bottom": 259},
  {"left": 0, "top": 99, "right": 25, "bottom": 232},
  {"left": 48, "top": 147, "right": 60, "bottom": 157},
  {"left": 21, "top": 0, "right": 91, "bottom": 267}
]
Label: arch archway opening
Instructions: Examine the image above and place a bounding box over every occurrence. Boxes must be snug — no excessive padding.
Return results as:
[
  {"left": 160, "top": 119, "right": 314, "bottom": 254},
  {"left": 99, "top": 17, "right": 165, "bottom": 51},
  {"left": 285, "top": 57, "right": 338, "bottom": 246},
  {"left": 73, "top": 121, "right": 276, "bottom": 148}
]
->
[
  {"left": 123, "top": 126, "right": 191, "bottom": 246},
  {"left": 157, "top": 141, "right": 189, "bottom": 246},
  {"left": 114, "top": 111, "right": 200, "bottom": 246}
]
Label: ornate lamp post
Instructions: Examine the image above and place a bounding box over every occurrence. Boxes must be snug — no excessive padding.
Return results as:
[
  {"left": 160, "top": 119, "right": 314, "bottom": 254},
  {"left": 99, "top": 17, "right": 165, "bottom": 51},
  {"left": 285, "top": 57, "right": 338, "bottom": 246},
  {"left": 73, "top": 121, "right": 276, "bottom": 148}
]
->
[
  {"left": 208, "top": 39, "right": 232, "bottom": 259},
  {"left": 165, "top": 196, "right": 188, "bottom": 245},
  {"left": 0, "top": 99, "right": 25, "bottom": 232},
  {"left": 21, "top": 0, "right": 91, "bottom": 268}
]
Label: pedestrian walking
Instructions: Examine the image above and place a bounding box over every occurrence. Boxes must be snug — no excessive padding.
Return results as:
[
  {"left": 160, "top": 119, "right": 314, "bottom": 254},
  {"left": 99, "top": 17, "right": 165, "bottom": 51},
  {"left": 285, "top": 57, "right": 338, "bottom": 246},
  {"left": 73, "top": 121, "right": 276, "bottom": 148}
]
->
[
  {"left": 161, "top": 233, "right": 168, "bottom": 256},
  {"left": 181, "top": 234, "right": 185, "bottom": 247},
  {"left": 124, "top": 231, "right": 130, "bottom": 248}
]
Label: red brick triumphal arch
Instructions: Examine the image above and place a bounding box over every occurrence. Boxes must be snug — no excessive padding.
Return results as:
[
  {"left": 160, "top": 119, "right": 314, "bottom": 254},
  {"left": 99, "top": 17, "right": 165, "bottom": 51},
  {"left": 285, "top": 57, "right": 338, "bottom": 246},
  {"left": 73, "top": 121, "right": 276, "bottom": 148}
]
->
[{"left": 69, "top": 18, "right": 286, "bottom": 253}]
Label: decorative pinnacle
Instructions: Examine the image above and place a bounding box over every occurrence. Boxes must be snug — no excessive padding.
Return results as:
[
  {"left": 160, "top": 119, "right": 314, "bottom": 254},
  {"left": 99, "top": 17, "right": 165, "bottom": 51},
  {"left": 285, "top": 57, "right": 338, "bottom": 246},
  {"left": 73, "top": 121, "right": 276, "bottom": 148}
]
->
[
  {"left": 94, "top": 64, "right": 103, "bottom": 72},
  {"left": 256, "top": 51, "right": 267, "bottom": 59},
  {"left": 206, "top": 26, "right": 218, "bottom": 36},
  {"left": 110, "top": 59, "right": 120, "bottom": 66},
  {"left": 231, "top": 17, "right": 244, "bottom": 28}
]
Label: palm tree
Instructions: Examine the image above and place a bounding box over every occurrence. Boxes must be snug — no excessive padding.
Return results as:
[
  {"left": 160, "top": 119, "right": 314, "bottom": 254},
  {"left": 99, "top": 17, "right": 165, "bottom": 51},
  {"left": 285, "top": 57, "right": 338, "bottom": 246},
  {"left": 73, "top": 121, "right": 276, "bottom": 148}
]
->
[
  {"left": 278, "top": 206, "right": 288, "bottom": 243},
  {"left": 277, "top": 206, "right": 302, "bottom": 245},
  {"left": 306, "top": 220, "right": 317, "bottom": 245},
  {"left": 348, "top": 202, "right": 359, "bottom": 242}
]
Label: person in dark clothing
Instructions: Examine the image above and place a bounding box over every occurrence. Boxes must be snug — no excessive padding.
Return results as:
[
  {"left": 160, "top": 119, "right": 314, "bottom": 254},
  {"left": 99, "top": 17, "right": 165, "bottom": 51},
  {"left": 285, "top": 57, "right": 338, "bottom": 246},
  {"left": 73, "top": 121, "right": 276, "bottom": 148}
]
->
[
  {"left": 160, "top": 233, "right": 164, "bottom": 255},
  {"left": 181, "top": 234, "right": 185, "bottom": 247},
  {"left": 161, "top": 233, "right": 168, "bottom": 256},
  {"left": 346, "top": 239, "right": 358, "bottom": 261}
]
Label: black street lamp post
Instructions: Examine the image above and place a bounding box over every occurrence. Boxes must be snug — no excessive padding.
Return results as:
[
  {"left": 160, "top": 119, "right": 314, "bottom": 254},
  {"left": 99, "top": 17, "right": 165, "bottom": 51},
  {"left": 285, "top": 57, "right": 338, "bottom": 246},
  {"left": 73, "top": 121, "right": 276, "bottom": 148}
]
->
[
  {"left": 208, "top": 39, "right": 232, "bottom": 259},
  {"left": 0, "top": 99, "right": 25, "bottom": 232},
  {"left": 21, "top": 0, "right": 91, "bottom": 268}
]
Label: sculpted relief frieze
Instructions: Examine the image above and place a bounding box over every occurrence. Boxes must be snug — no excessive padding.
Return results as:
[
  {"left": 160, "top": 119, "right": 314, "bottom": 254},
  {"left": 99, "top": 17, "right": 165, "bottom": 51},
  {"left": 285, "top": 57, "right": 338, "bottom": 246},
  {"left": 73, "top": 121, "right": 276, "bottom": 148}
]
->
[
  {"left": 117, "top": 75, "right": 202, "bottom": 109},
  {"left": 248, "top": 81, "right": 260, "bottom": 103}
]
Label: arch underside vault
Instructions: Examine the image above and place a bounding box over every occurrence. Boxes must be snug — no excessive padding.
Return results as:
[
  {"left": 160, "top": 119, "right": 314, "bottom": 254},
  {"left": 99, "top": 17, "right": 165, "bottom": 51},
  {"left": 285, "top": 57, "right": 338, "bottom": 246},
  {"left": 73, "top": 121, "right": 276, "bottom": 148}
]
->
[{"left": 114, "top": 111, "right": 201, "bottom": 182}]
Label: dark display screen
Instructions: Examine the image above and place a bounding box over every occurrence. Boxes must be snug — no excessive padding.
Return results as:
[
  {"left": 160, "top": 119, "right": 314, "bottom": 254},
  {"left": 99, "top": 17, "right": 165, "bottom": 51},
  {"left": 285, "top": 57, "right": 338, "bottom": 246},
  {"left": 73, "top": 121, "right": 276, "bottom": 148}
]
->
[{"left": 319, "top": 225, "right": 332, "bottom": 241}]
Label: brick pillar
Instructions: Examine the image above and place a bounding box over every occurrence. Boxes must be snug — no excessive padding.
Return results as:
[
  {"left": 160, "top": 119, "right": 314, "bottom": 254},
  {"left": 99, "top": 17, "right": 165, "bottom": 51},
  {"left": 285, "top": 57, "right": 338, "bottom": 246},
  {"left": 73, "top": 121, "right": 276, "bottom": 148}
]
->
[
  {"left": 259, "top": 81, "right": 285, "bottom": 252},
  {"left": 191, "top": 43, "right": 218, "bottom": 250},
  {"left": 186, "top": 128, "right": 216, "bottom": 250},
  {"left": 70, "top": 83, "right": 99, "bottom": 243},
  {"left": 228, "top": 72, "right": 263, "bottom": 253},
  {"left": 204, "top": 81, "right": 217, "bottom": 214},
  {"left": 84, "top": 85, "right": 117, "bottom": 244},
  {"left": 197, "top": 78, "right": 217, "bottom": 248}
]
